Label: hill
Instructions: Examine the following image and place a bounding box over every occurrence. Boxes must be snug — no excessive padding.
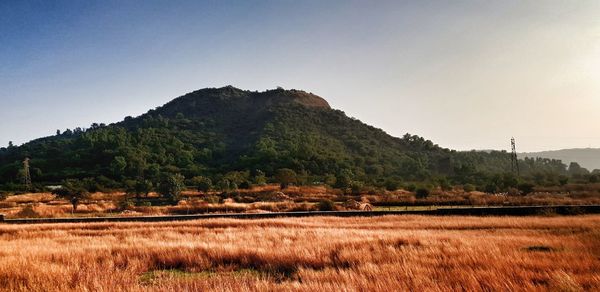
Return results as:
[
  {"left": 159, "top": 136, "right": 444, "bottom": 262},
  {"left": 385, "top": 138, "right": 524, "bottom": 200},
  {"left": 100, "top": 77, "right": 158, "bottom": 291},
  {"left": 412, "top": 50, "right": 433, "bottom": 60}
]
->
[
  {"left": 521, "top": 148, "right": 600, "bottom": 172},
  {"left": 0, "top": 86, "right": 571, "bottom": 191}
]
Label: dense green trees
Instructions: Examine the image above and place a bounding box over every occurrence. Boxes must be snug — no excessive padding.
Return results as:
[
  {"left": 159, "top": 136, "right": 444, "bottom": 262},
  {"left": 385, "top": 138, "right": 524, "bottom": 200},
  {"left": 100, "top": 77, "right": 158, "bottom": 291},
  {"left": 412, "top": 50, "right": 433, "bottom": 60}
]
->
[{"left": 0, "top": 87, "right": 592, "bottom": 193}]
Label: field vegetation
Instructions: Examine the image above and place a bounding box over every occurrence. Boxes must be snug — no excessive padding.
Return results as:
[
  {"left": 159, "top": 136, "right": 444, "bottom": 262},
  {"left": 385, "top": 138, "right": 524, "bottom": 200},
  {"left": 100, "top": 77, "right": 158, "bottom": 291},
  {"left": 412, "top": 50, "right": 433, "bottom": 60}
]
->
[
  {"left": 1, "top": 183, "right": 599, "bottom": 219},
  {"left": 0, "top": 215, "right": 598, "bottom": 291}
]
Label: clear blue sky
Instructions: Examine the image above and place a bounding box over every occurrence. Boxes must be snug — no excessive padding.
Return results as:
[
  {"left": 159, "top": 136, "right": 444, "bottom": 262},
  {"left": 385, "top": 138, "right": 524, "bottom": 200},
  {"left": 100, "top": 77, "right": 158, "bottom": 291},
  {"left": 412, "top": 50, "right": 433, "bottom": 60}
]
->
[{"left": 1, "top": 0, "right": 599, "bottom": 152}]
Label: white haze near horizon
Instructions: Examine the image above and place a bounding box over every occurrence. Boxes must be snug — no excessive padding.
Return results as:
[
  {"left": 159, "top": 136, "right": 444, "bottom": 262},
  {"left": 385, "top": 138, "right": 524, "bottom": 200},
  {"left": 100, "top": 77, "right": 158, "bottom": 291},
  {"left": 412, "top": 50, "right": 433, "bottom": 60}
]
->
[{"left": 1, "top": 1, "right": 599, "bottom": 152}]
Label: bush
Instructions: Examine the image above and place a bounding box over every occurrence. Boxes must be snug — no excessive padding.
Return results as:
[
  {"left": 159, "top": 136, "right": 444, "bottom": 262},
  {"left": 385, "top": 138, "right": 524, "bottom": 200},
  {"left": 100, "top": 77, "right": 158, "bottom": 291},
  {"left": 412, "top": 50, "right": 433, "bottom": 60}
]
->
[
  {"left": 16, "top": 205, "right": 41, "bottom": 218},
  {"left": 438, "top": 178, "right": 452, "bottom": 191},
  {"left": 190, "top": 176, "right": 212, "bottom": 192},
  {"left": 119, "top": 199, "right": 135, "bottom": 210},
  {"left": 350, "top": 181, "right": 364, "bottom": 195},
  {"left": 415, "top": 188, "right": 430, "bottom": 199},
  {"left": 518, "top": 183, "right": 535, "bottom": 195},
  {"left": 275, "top": 168, "right": 297, "bottom": 189},
  {"left": 405, "top": 183, "right": 417, "bottom": 192},
  {"left": 484, "top": 183, "right": 498, "bottom": 194},
  {"left": 384, "top": 179, "right": 401, "bottom": 191},
  {"left": 317, "top": 199, "right": 335, "bottom": 211},
  {"left": 558, "top": 175, "right": 569, "bottom": 186},
  {"left": 138, "top": 201, "right": 152, "bottom": 207},
  {"left": 463, "top": 184, "right": 476, "bottom": 192},
  {"left": 239, "top": 181, "right": 251, "bottom": 189},
  {"left": 204, "top": 195, "right": 220, "bottom": 204}
]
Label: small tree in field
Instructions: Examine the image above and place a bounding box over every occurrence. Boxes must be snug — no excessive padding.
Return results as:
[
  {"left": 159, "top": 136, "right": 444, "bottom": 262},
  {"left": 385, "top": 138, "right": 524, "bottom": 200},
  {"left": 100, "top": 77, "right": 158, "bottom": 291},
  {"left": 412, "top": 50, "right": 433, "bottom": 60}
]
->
[
  {"left": 159, "top": 174, "right": 185, "bottom": 204},
  {"left": 190, "top": 176, "right": 212, "bottom": 193},
  {"left": 52, "top": 179, "right": 88, "bottom": 212},
  {"left": 275, "top": 168, "right": 297, "bottom": 189},
  {"left": 317, "top": 199, "right": 335, "bottom": 211},
  {"left": 518, "top": 182, "right": 535, "bottom": 196},
  {"left": 415, "top": 187, "right": 430, "bottom": 199}
]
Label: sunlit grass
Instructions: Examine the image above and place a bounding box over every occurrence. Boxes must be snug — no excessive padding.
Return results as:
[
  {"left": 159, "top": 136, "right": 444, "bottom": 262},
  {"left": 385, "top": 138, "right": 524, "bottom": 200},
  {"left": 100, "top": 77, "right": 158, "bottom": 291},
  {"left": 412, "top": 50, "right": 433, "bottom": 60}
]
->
[{"left": 0, "top": 215, "right": 598, "bottom": 291}]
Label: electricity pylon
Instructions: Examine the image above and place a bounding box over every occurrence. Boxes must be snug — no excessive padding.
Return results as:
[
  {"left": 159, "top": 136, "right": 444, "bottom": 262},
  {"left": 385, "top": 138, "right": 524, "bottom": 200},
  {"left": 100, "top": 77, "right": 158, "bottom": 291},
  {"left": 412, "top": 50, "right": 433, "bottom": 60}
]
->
[
  {"left": 23, "top": 157, "right": 32, "bottom": 190},
  {"left": 510, "top": 138, "right": 520, "bottom": 176}
]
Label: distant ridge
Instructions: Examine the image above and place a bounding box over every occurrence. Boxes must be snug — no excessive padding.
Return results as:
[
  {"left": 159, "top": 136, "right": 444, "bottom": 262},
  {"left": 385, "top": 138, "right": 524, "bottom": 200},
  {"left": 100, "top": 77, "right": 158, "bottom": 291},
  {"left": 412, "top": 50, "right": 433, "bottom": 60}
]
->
[{"left": 521, "top": 148, "right": 600, "bottom": 171}]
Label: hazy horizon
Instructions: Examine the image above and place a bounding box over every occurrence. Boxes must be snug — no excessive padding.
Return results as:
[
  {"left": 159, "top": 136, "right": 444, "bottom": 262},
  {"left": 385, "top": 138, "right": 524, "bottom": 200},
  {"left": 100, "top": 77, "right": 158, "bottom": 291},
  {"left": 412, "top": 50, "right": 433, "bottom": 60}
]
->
[{"left": 2, "top": 1, "right": 599, "bottom": 152}]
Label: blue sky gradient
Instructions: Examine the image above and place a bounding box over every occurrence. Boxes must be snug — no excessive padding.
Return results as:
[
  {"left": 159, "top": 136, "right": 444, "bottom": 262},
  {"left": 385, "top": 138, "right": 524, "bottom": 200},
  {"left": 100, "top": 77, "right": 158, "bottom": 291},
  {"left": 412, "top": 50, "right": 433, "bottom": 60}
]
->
[{"left": 1, "top": 1, "right": 599, "bottom": 152}]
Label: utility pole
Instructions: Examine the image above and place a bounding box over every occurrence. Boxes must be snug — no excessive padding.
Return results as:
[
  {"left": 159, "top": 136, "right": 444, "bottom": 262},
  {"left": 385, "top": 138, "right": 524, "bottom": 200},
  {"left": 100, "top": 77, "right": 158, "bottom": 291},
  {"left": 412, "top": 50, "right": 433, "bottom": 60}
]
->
[
  {"left": 23, "top": 157, "right": 32, "bottom": 190},
  {"left": 510, "top": 138, "right": 520, "bottom": 176}
]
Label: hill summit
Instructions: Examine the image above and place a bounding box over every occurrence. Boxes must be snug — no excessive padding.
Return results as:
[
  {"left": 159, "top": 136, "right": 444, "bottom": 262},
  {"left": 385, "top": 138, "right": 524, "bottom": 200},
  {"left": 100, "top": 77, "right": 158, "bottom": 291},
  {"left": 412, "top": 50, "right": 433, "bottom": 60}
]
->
[{"left": 156, "top": 86, "right": 330, "bottom": 115}]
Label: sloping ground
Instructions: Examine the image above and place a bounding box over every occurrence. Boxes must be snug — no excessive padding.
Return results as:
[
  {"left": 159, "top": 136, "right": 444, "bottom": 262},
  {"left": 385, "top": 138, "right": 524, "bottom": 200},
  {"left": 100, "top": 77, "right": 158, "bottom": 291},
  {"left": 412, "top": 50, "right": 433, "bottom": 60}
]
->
[{"left": 0, "top": 215, "right": 598, "bottom": 291}]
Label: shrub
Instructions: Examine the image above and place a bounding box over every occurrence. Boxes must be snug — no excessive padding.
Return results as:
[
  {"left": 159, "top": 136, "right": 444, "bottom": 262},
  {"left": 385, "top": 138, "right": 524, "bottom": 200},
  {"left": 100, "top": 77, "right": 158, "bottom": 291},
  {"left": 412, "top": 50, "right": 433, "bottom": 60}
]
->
[
  {"left": 317, "top": 199, "right": 335, "bottom": 211},
  {"left": 190, "top": 176, "right": 212, "bottom": 192},
  {"left": 405, "top": 183, "right": 417, "bottom": 192},
  {"left": 230, "top": 182, "right": 238, "bottom": 191},
  {"left": 350, "top": 181, "right": 364, "bottom": 195},
  {"left": 518, "top": 183, "right": 535, "bottom": 195},
  {"left": 384, "top": 179, "right": 401, "bottom": 191},
  {"left": 16, "top": 205, "right": 41, "bottom": 218},
  {"left": 415, "top": 188, "right": 430, "bottom": 199},
  {"left": 276, "top": 168, "right": 297, "bottom": 189},
  {"left": 218, "top": 179, "right": 232, "bottom": 191},
  {"left": 438, "top": 178, "right": 452, "bottom": 191},
  {"left": 119, "top": 199, "right": 135, "bottom": 210},
  {"left": 484, "top": 183, "right": 498, "bottom": 194},
  {"left": 204, "top": 195, "right": 220, "bottom": 204},
  {"left": 138, "top": 201, "right": 152, "bottom": 207},
  {"left": 558, "top": 175, "right": 569, "bottom": 186},
  {"left": 463, "top": 184, "right": 476, "bottom": 192},
  {"left": 239, "top": 181, "right": 251, "bottom": 189},
  {"left": 507, "top": 187, "right": 520, "bottom": 196}
]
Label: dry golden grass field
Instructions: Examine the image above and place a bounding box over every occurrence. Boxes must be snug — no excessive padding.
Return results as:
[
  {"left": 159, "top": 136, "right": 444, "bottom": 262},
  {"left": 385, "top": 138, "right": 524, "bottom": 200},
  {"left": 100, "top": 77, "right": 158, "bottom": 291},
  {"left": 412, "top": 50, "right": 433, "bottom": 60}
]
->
[
  {"left": 2, "top": 186, "right": 600, "bottom": 219},
  {"left": 0, "top": 215, "right": 599, "bottom": 291}
]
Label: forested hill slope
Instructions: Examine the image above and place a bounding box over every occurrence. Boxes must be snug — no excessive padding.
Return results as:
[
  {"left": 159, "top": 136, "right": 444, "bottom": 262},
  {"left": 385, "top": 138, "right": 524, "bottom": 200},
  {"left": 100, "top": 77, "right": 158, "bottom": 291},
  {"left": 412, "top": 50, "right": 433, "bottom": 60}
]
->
[{"left": 0, "top": 86, "right": 568, "bottom": 190}]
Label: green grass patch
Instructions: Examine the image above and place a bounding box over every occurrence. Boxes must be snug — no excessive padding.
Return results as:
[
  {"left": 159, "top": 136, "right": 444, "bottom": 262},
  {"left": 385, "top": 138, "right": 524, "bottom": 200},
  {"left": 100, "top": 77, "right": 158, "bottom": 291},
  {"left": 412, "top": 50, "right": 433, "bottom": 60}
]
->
[{"left": 140, "top": 268, "right": 264, "bottom": 285}]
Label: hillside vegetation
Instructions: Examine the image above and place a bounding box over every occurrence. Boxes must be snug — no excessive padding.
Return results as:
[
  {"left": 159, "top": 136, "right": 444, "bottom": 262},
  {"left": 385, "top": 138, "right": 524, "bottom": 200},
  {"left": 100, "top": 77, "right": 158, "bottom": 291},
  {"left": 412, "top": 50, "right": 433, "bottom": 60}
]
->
[{"left": 0, "top": 87, "right": 596, "bottom": 194}]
